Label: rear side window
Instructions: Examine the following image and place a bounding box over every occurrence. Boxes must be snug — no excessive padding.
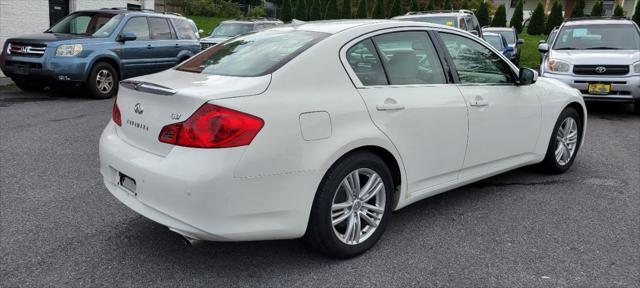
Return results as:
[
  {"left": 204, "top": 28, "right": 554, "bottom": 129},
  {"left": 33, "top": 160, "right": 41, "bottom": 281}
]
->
[
  {"left": 171, "top": 18, "right": 197, "bottom": 40},
  {"left": 148, "top": 17, "right": 173, "bottom": 40},
  {"left": 121, "top": 17, "right": 149, "bottom": 40},
  {"left": 346, "top": 39, "right": 388, "bottom": 85},
  {"left": 177, "top": 30, "right": 328, "bottom": 76}
]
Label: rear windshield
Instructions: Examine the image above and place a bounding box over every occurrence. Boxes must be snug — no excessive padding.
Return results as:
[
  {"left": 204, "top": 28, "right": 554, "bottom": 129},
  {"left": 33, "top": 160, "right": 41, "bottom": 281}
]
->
[
  {"left": 495, "top": 31, "right": 515, "bottom": 44},
  {"left": 177, "top": 30, "right": 328, "bottom": 77},
  {"left": 484, "top": 35, "right": 504, "bottom": 50},
  {"left": 407, "top": 16, "right": 458, "bottom": 27},
  {"left": 210, "top": 23, "right": 254, "bottom": 37},
  {"left": 46, "top": 12, "right": 122, "bottom": 37},
  {"left": 553, "top": 24, "right": 640, "bottom": 50}
]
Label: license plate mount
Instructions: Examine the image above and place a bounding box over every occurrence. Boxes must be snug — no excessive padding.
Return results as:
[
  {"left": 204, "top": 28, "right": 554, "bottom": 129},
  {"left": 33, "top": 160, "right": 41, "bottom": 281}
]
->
[
  {"left": 588, "top": 83, "right": 611, "bottom": 95},
  {"left": 118, "top": 172, "right": 137, "bottom": 195},
  {"left": 14, "top": 64, "right": 29, "bottom": 75}
]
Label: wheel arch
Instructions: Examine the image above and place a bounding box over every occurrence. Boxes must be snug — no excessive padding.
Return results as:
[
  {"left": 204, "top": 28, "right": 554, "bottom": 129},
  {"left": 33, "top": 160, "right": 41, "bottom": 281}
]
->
[
  {"left": 564, "top": 101, "right": 587, "bottom": 147},
  {"left": 87, "top": 55, "right": 122, "bottom": 81}
]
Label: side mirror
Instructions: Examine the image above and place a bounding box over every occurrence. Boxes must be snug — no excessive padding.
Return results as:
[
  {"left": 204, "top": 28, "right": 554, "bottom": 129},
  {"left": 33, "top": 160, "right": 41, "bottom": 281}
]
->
[
  {"left": 538, "top": 43, "right": 549, "bottom": 53},
  {"left": 517, "top": 39, "right": 525, "bottom": 45},
  {"left": 117, "top": 32, "right": 137, "bottom": 42},
  {"left": 198, "top": 29, "right": 204, "bottom": 34},
  {"left": 518, "top": 68, "right": 538, "bottom": 85},
  {"left": 505, "top": 45, "right": 515, "bottom": 52}
]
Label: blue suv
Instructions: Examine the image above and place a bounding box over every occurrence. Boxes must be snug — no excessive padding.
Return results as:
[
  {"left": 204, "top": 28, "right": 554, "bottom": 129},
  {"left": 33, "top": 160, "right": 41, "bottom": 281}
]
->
[{"left": 0, "top": 8, "right": 200, "bottom": 98}]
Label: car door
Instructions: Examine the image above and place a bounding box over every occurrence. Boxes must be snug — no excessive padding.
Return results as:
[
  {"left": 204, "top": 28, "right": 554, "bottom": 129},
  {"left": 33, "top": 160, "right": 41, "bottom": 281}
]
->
[
  {"left": 119, "top": 16, "right": 153, "bottom": 78},
  {"left": 148, "top": 17, "right": 179, "bottom": 71},
  {"left": 170, "top": 18, "right": 200, "bottom": 57},
  {"left": 343, "top": 30, "right": 469, "bottom": 194},
  {"left": 436, "top": 31, "right": 542, "bottom": 178}
]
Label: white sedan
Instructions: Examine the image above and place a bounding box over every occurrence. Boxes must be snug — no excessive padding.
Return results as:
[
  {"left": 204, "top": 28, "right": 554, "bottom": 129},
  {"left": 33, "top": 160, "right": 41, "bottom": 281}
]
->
[{"left": 100, "top": 20, "right": 586, "bottom": 258}]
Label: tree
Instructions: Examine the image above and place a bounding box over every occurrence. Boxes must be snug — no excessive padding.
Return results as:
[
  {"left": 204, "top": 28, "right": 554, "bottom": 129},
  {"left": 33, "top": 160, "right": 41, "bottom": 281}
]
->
[
  {"left": 491, "top": 4, "right": 507, "bottom": 27},
  {"left": 590, "top": 1, "right": 603, "bottom": 17},
  {"left": 340, "top": 0, "right": 351, "bottom": 18},
  {"left": 527, "top": 2, "right": 545, "bottom": 35},
  {"left": 325, "top": 0, "right": 339, "bottom": 18},
  {"left": 443, "top": 0, "right": 453, "bottom": 10},
  {"left": 633, "top": 1, "right": 640, "bottom": 27},
  {"left": 372, "top": 0, "right": 385, "bottom": 18},
  {"left": 389, "top": 0, "right": 402, "bottom": 17},
  {"left": 309, "top": 0, "right": 323, "bottom": 20},
  {"left": 546, "top": 1, "right": 563, "bottom": 34},
  {"left": 425, "top": 0, "right": 434, "bottom": 10},
  {"left": 475, "top": 1, "right": 490, "bottom": 27},
  {"left": 510, "top": 0, "right": 524, "bottom": 33},
  {"left": 571, "top": 0, "right": 585, "bottom": 18},
  {"left": 281, "top": 0, "right": 293, "bottom": 22},
  {"left": 461, "top": 0, "right": 470, "bottom": 9},
  {"left": 613, "top": 4, "right": 624, "bottom": 16},
  {"left": 294, "top": 0, "right": 308, "bottom": 20},
  {"left": 355, "top": 0, "right": 367, "bottom": 17},
  {"left": 409, "top": 0, "right": 420, "bottom": 12}
]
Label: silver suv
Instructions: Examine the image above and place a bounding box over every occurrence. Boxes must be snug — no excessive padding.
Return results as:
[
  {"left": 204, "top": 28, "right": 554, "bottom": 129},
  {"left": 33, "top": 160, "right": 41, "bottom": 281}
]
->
[
  {"left": 199, "top": 18, "right": 283, "bottom": 50},
  {"left": 393, "top": 10, "right": 483, "bottom": 38},
  {"left": 538, "top": 18, "right": 640, "bottom": 112}
]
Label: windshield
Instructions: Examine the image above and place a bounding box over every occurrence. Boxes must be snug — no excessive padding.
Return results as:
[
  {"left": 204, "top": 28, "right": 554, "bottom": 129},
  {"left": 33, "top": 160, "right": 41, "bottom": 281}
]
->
[
  {"left": 553, "top": 24, "right": 640, "bottom": 50},
  {"left": 46, "top": 13, "right": 122, "bottom": 37},
  {"left": 409, "top": 16, "right": 458, "bottom": 27},
  {"left": 495, "top": 31, "right": 515, "bottom": 44},
  {"left": 484, "top": 35, "right": 504, "bottom": 50},
  {"left": 210, "top": 23, "right": 254, "bottom": 38},
  {"left": 177, "top": 30, "right": 328, "bottom": 77}
]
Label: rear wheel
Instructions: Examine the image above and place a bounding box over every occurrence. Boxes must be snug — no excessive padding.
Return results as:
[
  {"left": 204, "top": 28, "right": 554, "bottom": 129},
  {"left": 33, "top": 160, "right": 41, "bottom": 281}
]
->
[
  {"left": 13, "top": 79, "right": 46, "bottom": 92},
  {"left": 304, "top": 151, "right": 394, "bottom": 258},
  {"left": 86, "top": 62, "right": 118, "bottom": 99},
  {"left": 539, "top": 107, "right": 582, "bottom": 174}
]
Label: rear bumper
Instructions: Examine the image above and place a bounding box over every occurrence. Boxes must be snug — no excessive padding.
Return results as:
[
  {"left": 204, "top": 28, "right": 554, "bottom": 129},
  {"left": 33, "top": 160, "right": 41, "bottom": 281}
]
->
[
  {"left": 99, "top": 122, "right": 317, "bottom": 241},
  {"left": 541, "top": 72, "right": 640, "bottom": 102}
]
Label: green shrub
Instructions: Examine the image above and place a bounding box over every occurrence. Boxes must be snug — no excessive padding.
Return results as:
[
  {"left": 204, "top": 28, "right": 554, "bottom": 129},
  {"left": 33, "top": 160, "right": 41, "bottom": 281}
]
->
[
  {"left": 183, "top": 0, "right": 215, "bottom": 16},
  {"left": 545, "top": 1, "right": 563, "bottom": 34},
  {"left": 294, "top": 0, "right": 308, "bottom": 20},
  {"left": 309, "top": 0, "right": 323, "bottom": 19},
  {"left": 590, "top": 1, "right": 603, "bottom": 17},
  {"left": 356, "top": 0, "right": 367, "bottom": 17},
  {"left": 425, "top": 0, "right": 434, "bottom": 10},
  {"left": 527, "top": 2, "right": 545, "bottom": 35},
  {"left": 571, "top": 0, "right": 585, "bottom": 17},
  {"left": 461, "top": 0, "right": 470, "bottom": 9},
  {"left": 389, "top": 0, "right": 402, "bottom": 17},
  {"left": 633, "top": 1, "right": 640, "bottom": 26},
  {"left": 247, "top": 6, "right": 267, "bottom": 17},
  {"left": 281, "top": 0, "right": 293, "bottom": 21},
  {"left": 613, "top": 4, "right": 624, "bottom": 16},
  {"left": 443, "top": 0, "right": 453, "bottom": 10},
  {"left": 409, "top": 0, "right": 419, "bottom": 12},
  {"left": 491, "top": 4, "right": 507, "bottom": 27},
  {"left": 510, "top": 0, "right": 524, "bottom": 33},
  {"left": 325, "top": 0, "right": 339, "bottom": 18},
  {"left": 475, "top": 1, "right": 490, "bottom": 27},
  {"left": 341, "top": 0, "right": 352, "bottom": 18},
  {"left": 372, "top": 0, "right": 385, "bottom": 18}
]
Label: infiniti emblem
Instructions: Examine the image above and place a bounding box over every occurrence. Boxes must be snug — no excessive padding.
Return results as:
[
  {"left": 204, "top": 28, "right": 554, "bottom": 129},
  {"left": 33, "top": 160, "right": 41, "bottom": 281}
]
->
[
  {"left": 595, "top": 66, "right": 607, "bottom": 73},
  {"left": 134, "top": 103, "right": 144, "bottom": 115}
]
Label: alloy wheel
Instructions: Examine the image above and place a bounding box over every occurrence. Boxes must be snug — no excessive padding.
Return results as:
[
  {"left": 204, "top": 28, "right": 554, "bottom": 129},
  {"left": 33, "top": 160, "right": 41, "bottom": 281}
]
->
[
  {"left": 554, "top": 117, "right": 579, "bottom": 166},
  {"left": 96, "top": 69, "right": 114, "bottom": 93}
]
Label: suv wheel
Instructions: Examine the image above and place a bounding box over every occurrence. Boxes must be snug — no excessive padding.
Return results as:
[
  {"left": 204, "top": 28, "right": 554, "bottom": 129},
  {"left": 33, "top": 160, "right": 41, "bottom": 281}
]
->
[
  {"left": 87, "top": 62, "right": 118, "bottom": 99},
  {"left": 13, "top": 79, "right": 46, "bottom": 92},
  {"left": 304, "top": 151, "right": 394, "bottom": 258}
]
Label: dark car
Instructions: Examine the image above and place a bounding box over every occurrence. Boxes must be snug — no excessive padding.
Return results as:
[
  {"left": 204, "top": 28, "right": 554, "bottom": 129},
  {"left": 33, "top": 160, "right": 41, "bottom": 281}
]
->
[
  {"left": 483, "top": 32, "right": 515, "bottom": 60},
  {"left": 0, "top": 7, "right": 201, "bottom": 98},
  {"left": 482, "top": 27, "right": 524, "bottom": 65}
]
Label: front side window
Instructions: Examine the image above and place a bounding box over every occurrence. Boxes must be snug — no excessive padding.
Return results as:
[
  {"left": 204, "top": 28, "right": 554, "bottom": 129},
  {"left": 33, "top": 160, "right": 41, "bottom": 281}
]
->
[
  {"left": 148, "top": 17, "right": 173, "bottom": 40},
  {"left": 346, "top": 39, "right": 388, "bottom": 85},
  {"left": 171, "top": 18, "right": 198, "bottom": 40},
  {"left": 373, "top": 31, "right": 446, "bottom": 85},
  {"left": 553, "top": 24, "right": 640, "bottom": 50},
  {"left": 46, "top": 12, "right": 121, "bottom": 37},
  {"left": 177, "top": 30, "right": 328, "bottom": 76},
  {"left": 439, "top": 32, "right": 514, "bottom": 84},
  {"left": 121, "top": 17, "right": 150, "bottom": 40}
]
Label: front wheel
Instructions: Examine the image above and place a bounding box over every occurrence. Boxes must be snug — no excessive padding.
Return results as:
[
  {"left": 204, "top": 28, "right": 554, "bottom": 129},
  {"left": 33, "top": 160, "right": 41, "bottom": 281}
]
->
[
  {"left": 86, "top": 62, "right": 118, "bottom": 99},
  {"left": 539, "top": 107, "right": 582, "bottom": 174},
  {"left": 304, "top": 151, "right": 394, "bottom": 258}
]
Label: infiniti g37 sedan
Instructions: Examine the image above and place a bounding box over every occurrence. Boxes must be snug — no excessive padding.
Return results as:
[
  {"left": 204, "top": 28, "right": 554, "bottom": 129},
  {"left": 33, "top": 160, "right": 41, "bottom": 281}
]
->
[{"left": 100, "top": 20, "right": 587, "bottom": 258}]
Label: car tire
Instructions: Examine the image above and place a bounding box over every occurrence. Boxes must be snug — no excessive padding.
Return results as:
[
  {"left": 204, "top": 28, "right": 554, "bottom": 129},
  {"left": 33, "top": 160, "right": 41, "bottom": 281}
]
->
[
  {"left": 634, "top": 100, "right": 640, "bottom": 114},
  {"left": 304, "top": 151, "right": 394, "bottom": 259},
  {"left": 87, "top": 62, "right": 118, "bottom": 99},
  {"left": 13, "top": 79, "right": 46, "bottom": 92},
  {"left": 539, "top": 107, "right": 582, "bottom": 174}
]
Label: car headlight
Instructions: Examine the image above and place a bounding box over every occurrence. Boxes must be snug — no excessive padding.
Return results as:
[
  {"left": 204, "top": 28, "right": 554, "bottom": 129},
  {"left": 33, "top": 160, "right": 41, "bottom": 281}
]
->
[
  {"left": 546, "top": 58, "right": 571, "bottom": 73},
  {"left": 56, "top": 44, "right": 83, "bottom": 56},
  {"left": 633, "top": 61, "right": 640, "bottom": 74}
]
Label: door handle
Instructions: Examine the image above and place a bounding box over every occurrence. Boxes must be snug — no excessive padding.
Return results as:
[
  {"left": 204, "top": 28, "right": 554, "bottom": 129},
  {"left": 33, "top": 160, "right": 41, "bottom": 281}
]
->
[
  {"left": 469, "top": 96, "right": 489, "bottom": 107},
  {"left": 376, "top": 103, "right": 405, "bottom": 111}
]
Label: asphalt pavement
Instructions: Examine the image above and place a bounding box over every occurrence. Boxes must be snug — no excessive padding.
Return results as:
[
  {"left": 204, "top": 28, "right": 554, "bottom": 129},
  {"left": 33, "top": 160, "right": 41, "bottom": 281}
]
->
[{"left": 1, "top": 86, "right": 638, "bottom": 287}]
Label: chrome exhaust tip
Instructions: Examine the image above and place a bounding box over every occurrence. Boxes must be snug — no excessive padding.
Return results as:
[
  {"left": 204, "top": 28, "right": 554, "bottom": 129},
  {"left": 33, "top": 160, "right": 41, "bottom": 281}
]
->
[{"left": 179, "top": 234, "right": 204, "bottom": 247}]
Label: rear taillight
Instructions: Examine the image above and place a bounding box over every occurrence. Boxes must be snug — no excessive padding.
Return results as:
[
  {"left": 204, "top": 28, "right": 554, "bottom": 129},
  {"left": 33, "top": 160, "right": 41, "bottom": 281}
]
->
[
  {"left": 159, "top": 104, "right": 264, "bottom": 148},
  {"left": 112, "top": 100, "right": 122, "bottom": 126}
]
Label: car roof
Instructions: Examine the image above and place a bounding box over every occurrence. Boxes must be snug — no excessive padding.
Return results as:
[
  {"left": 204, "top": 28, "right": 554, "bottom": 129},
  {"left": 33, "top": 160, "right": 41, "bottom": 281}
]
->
[
  {"left": 483, "top": 32, "right": 502, "bottom": 38},
  {"left": 270, "top": 19, "right": 457, "bottom": 35},
  {"left": 222, "top": 18, "right": 283, "bottom": 24},
  {"left": 483, "top": 27, "right": 514, "bottom": 32},
  {"left": 563, "top": 18, "right": 636, "bottom": 26},
  {"left": 394, "top": 12, "right": 461, "bottom": 19},
  {"left": 77, "top": 8, "right": 186, "bottom": 19}
]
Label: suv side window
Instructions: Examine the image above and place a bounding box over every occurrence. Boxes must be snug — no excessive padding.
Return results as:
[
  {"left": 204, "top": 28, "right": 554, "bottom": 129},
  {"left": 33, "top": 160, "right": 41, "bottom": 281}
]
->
[
  {"left": 148, "top": 17, "right": 173, "bottom": 40},
  {"left": 459, "top": 18, "right": 468, "bottom": 31},
  {"left": 438, "top": 32, "right": 514, "bottom": 84},
  {"left": 171, "top": 18, "right": 197, "bottom": 39},
  {"left": 121, "top": 17, "right": 150, "bottom": 40},
  {"left": 373, "top": 31, "right": 446, "bottom": 85},
  {"left": 346, "top": 39, "right": 388, "bottom": 86}
]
